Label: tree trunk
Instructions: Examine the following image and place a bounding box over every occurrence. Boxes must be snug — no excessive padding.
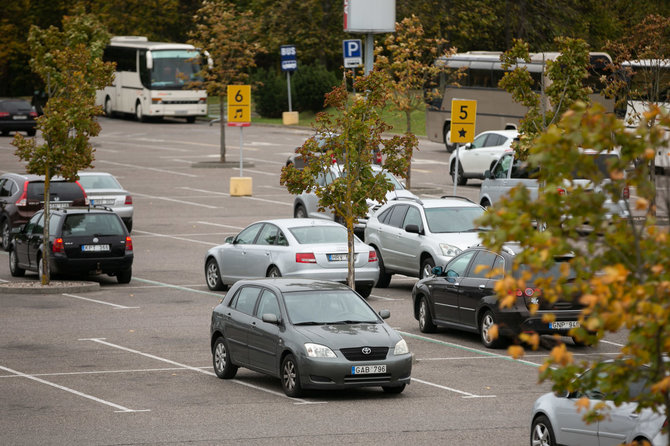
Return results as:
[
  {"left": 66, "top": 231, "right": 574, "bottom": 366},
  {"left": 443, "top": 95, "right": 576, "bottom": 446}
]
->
[
  {"left": 405, "top": 109, "right": 412, "bottom": 189},
  {"left": 347, "top": 218, "right": 355, "bottom": 291},
  {"left": 41, "top": 169, "right": 50, "bottom": 285},
  {"left": 219, "top": 94, "right": 226, "bottom": 162}
]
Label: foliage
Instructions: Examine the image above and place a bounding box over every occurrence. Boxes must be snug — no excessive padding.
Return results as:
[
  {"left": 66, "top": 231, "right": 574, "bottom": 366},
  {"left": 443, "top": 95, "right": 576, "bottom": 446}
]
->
[
  {"left": 251, "top": 68, "right": 289, "bottom": 119},
  {"left": 280, "top": 71, "right": 416, "bottom": 288},
  {"left": 478, "top": 102, "right": 670, "bottom": 436},
  {"left": 293, "top": 63, "right": 338, "bottom": 113},
  {"left": 188, "top": 0, "right": 265, "bottom": 162},
  {"left": 499, "top": 37, "right": 596, "bottom": 159},
  {"left": 11, "top": 11, "right": 114, "bottom": 284}
]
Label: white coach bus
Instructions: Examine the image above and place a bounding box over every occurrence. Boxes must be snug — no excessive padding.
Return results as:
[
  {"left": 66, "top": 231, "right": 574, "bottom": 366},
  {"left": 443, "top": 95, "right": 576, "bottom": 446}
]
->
[{"left": 96, "top": 36, "right": 210, "bottom": 123}]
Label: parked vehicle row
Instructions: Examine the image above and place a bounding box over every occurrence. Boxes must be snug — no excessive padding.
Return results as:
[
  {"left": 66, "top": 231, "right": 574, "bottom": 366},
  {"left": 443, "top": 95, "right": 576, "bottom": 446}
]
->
[{"left": 449, "top": 129, "right": 518, "bottom": 185}]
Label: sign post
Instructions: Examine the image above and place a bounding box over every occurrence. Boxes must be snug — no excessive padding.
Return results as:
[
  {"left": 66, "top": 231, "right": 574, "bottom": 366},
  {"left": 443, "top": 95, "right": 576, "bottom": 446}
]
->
[
  {"left": 227, "top": 85, "right": 252, "bottom": 196},
  {"left": 281, "top": 45, "right": 298, "bottom": 125},
  {"left": 450, "top": 99, "right": 477, "bottom": 195}
]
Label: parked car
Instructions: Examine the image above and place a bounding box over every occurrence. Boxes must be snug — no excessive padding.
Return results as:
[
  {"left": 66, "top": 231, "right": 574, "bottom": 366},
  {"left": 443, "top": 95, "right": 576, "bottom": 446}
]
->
[
  {"left": 364, "top": 196, "right": 485, "bottom": 287},
  {"left": 449, "top": 129, "right": 518, "bottom": 185},
  {"left": 0, "top": 98, "right": 38, "bottom": 137},
  {"left": 210, "top": 278, "right": 412, "bottom": 397},
  {"left": 531, "top": 360, "right": 668, "bottom": 446},
  {"left": 478, "top": 151, "right": 630, "bottom": 221},
  {"left": 286, "top": 133, "right": 382, "bottom": 169},
  {"left": 293, "top": 164, "right": 417, "bottom": 239},
  {"left": 411, "top": 243, "right": 584, "bottom": 348},
  {"left": 8, "top": 207, "right": 133, "bottom": 283},
  {"left": 77, "top": 172, "right": 134, "bottom": 232},
  {"left": 0, "top": 173, "right": 89, "bottom": 251},
  {"left": 204, "top": 218, "right": 379, "bottom": 297}
]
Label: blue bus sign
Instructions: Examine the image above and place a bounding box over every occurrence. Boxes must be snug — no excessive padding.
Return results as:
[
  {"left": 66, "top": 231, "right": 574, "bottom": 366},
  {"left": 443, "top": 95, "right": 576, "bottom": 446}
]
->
[
  {"left": 280, "top": 45, "right": 297, "bottom": 72},
  {"left": 343, "top": 39, "right": 362, "bottom": 68}
]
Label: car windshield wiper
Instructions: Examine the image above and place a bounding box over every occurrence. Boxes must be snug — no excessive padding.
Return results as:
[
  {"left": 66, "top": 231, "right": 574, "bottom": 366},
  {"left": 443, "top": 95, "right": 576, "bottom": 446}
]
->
[
  {"left": 325, "top": 320, "right": 378, "bottom": 325},
  {"left": 293, "top": 321, "right": 327, "bottom": 326}
]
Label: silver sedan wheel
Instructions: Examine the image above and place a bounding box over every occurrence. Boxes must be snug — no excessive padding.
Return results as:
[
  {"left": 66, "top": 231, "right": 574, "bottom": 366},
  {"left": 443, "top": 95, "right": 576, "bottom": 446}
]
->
[{"left": 206, "top": 261, "right": 220, "bottom": 288}]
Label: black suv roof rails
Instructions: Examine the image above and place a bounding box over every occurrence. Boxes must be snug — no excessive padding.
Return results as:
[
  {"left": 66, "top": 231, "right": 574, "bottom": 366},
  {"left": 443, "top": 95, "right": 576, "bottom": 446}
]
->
[{"left": 439, "top": 195, "right": 475, "bottom": 204}]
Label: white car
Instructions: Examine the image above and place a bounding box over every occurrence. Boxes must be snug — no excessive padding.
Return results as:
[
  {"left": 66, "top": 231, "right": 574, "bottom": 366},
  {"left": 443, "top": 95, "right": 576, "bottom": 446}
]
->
[
  {"left": 293, "top": 164, "right": 417, "bottom": 239},
  {"left": 531, "top": 362, "right": 668, "bottom": 446},
  {"left": 77, "top": 172, "right": 134, "bottom": 232},
  {"left": 449, "top": 129, "right": 518, "bottom": 185}
]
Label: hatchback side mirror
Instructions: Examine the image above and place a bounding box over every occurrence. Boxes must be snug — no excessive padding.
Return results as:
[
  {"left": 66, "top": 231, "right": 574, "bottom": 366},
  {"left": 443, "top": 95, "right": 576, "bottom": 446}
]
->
[
  {"left": 431, "top": 266, "right": 443, "bottom": 276},
  {"left": 225, "top": 236, "right": 234, "bottom": 244},
  {"left": 378, "top": 309, "right": 390, "bottom": 319},
  {"left": 262, "top": 313, "right": 280, "bottom": 325}
]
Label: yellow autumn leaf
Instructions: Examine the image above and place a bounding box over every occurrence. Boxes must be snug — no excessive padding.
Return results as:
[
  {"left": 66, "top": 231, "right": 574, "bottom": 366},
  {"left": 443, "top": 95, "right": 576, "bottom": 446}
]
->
[
  {"left": 580, "top": 293, "right": 598, "bottom": 307},
  {"left": 575, "top": 396, "right": 591, "bottom": 412},
  {"left": 508, "top": 345, "right": 525, "bottom": 359},
  {"left": 550, "top": 343, "right": 573, "bottom": 366},
  {"left": 488, "top": 323, "right": 499, "bottom": 340},
  {"left": 651, "top": 376, "right": 670, "bottom": 393},
  {"left": 644, "top": 147, "right": 655, "bottom": 160},
  {"left": 635, "top": 197, "right": 649, "bottom": 210},
  {"left": 610, "top": 169, "right": 624, "bottom": 180}
]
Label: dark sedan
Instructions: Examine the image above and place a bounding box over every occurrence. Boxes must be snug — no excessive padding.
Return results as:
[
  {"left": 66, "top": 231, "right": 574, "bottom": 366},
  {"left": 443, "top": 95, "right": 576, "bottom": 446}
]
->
[
  {"left": 210, "top": 279, "right": 412, "bottom": 397},
  {"left": 8, "top": 207, "right": 133, "bottom": 283},
  {"left": 0, "top": 98, "right": 38, "bottom": 136},
  {"left": 412, "top": 244, "right": 584, "bottom": 348}
]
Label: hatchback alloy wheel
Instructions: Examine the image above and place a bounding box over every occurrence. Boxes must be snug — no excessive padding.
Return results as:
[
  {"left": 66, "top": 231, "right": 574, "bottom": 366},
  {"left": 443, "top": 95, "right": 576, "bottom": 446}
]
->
[
  {"left": 281, "top": 354, "right": 303, "bottom": 398},
  {"left": 418, "top": 297, "right": 436, "bottom": 333},
  {"left": 212, "top": 337, "right": 237, "bottom": 379}
]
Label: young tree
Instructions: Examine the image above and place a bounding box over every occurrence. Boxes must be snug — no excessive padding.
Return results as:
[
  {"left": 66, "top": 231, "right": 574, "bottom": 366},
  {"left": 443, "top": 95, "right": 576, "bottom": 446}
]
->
[
  {"left": 188, "top": 0, "right": 264, "bottom": 163},
  {"left": 11, "top": 11, "right": 114, "bottom": 285},
  {"left": 477, "top": 102, "right": 670, "bottom": 442},
  {"left": 281, "top": 71, "right": 416, "bottom": 290},
  {"left": 374, "top": 14, "right": 457, "bottom": 189}
]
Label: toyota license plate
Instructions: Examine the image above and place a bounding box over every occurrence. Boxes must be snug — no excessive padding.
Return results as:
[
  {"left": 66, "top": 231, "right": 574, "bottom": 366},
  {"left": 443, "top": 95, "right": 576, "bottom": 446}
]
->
[
  {"left": 351, "top": 365, "right": 386, "bottom": 374},
  {"left": 82, "top": 245, "right": 110, "bottom": 252},
  {"left": 549, "top": 321, "right": 579, "bottom": 329}
]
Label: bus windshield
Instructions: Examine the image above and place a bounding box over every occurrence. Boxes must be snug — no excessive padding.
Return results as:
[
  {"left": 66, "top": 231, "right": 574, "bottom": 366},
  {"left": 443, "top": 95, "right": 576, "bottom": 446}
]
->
[{"left": 150, "top": 49, "right": 204, "bottom": 89}]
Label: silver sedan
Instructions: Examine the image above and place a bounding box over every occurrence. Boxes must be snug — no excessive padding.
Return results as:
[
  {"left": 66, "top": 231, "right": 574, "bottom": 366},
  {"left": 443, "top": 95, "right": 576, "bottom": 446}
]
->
[
  {"left": 204, "top": 219, "right": 379, "bottom": 297},
  {"left": 77, "top": 172, "right": 134, "bottom": 232}
]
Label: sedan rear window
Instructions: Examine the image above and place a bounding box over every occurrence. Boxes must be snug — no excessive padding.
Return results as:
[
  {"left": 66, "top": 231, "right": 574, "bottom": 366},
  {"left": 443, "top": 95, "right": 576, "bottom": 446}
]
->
[
  {"left": 290, "top": 225, "right": 348, "bottom": 244},
  {"left": 62, "top": 213, "right": 126, "bottom": 236},
  {"left": 77, "top": 175, "right": 122, "bottom": 189}
]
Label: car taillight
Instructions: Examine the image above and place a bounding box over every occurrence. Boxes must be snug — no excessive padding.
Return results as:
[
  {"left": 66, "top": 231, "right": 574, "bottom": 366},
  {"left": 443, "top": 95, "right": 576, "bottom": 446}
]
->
[
  {"left": 557, "top": 187, "right": 566, "bottom": 196},
  {"left": 622, "top": 185, "right": 630, "bottom": 199},
  {"left": 375, "top": 151, "right": 382, "bottom": 164},
  {"left": 125, "top": 236, "right": 133, "bottom": 252},
  {"left": 16, "top": 181, "right": 29, "bottom": 206},
  {"left": 29, "top": 111, "right": 38, "bottom": 118},
  {"left": 0, "top": 112, "right": 9, "bottom": 117},
  {"left": 52, "top": 238, "right": 64, "bottom": 253},
  {"left": 517, "top": 287, "right": 541, "bottom": 306},
  {"left": 368, "top": 250, "right": 378, "bottom": 262},
  {"left": 75, "top": 181, "right": 89, "bottom": 205},
  {"left": 296, "top": 253, "right": 316, "bottom": 263},
  {"left": 124, "top": 195, "right": 133, "bottom": 205}
]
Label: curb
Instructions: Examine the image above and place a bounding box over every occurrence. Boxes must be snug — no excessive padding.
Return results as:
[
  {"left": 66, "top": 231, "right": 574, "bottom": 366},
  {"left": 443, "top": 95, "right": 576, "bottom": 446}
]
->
[{"left": 0, "top": 280, "right": 100, "bottom": 294}]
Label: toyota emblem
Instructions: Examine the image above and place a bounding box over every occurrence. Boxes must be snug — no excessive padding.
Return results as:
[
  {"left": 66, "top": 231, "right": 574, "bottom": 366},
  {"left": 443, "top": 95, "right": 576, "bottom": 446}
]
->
[
  {"left": 361, "top": 347, "right": 372, "bottom": 355},
  {"left": 93, "top": 237, "right": 99, "bottom": 243}
]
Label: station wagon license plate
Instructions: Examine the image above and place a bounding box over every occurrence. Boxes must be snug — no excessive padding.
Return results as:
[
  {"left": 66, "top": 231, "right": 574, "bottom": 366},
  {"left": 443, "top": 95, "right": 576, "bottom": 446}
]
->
[
  {"left": 549, "top": 321, "right": 579, "bottom": 329},
  {"left": 351, "top": 365, "right": 386, "bottom": 375},
  {"left": 82, "top": 245, "right": 110, "bottom": 252},
  {"left": 13, "top": 115, "right": 27, "bottom": 120}
]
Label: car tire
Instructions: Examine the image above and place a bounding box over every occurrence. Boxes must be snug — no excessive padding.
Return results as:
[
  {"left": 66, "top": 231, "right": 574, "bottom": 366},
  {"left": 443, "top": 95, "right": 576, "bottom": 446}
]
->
[
  {"left": 116, "top": 268, "right": 132, "bottom": 284},
  {"left": 9, "top": 249, "right": 25, "bottom": 277},
  {"left": 375, "top": 248, "right": 392, "bottom": 288},
  {"left": 267, "top": 266, "right": 282, "bottom": 278},
  {"left": 480, "top": 198, "right": 491, "bottom": 209},
  {"left": 123, "top": 218, "right": 133, "bottom": 233},
  {"left": 1, "top": 219, "right": 10, "bottom": 251},
  {"left": 418, "top": 296, "right": 437, "bottom": 333},
  {"left": 281, "top": 354, "right": 303, "bottom": 398},
  {"left": 212, "top": 337, "right": 238, "bottom": 379},
  {"left": 382, "top": 384, "right": 406, "bottom": 394},
  {"left": 294, "top": 204, "right": 307, "bottom": 219},
  {"left": 356, "top": 285, "right": 372, "bottom": 299},
  {"left": 205, "top": 258, "right": 226, "bottom": 291},
  {"left": 480, "top": 309, "right": 503, "bottom": 348},
  {"left": 444, "top": 125, "right": 456, "bottom": 153},
  {"left": 186, "top": 116, "right": 196, "bottom": 123},
  {"left": 420, "top": 257, "right": 435, "bottom": 279},
  {"left": 450, "top": 161, "right": 467, "bottom": 186},
  {"left": 530, "top": 415, "right": 556, "bottom": 446},
  {"left": 27, "top": 129, "right": 36, "bottom": 136}
]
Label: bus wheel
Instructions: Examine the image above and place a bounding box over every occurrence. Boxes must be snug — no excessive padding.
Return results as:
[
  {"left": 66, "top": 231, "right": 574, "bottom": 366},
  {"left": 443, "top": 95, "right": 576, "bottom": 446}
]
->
[
  {"left": 186, "top": 116, "right": 196, "bottom": 123},
  {"left": 444, "top": 125, "right": 456, "bottom": 153},
  {"left": 135, "top": 102, "right": 146, "bottom": 122}
]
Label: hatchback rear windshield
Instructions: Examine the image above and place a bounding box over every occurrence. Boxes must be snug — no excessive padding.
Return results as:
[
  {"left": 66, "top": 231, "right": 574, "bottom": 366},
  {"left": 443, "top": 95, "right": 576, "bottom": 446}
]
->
[
  {"left": 62, "top": 213, "right": 126, "bottom": 237},
  {"left": 0, "top": 100, "right": 32, "bottom": 112},
  {"left": 26, "top": 181, "right": 84, "bottom": 201}
]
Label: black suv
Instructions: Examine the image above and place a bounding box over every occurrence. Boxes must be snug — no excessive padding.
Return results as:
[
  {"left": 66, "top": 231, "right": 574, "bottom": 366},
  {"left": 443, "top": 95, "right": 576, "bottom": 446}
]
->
[
  {"left": 0, "top": 98, "right": 37, "bottom": 137},
  {"left": 411, "top": 243, "right": 584, "bottom": 348},
  {"left": 0, "top": 173, "right": 88, "bottom": 250},
  {"left": 8, "top": 207, "right": 133, "bottom": 283}
]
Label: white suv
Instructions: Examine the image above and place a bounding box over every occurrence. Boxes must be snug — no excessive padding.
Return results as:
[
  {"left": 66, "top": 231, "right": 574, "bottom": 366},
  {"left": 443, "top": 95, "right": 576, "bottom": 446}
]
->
[
  {"left": 449, "top": 129, "right": 518, "bottom": 185},
  {"left": 364, "top": 196, "right": 485, "bottom": 287}
]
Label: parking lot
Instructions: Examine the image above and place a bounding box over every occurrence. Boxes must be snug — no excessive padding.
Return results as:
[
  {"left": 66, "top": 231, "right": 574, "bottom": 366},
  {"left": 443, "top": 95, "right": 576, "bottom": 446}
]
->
[{"left": 0, "top": 117, "right": 628, "bottom": 445}]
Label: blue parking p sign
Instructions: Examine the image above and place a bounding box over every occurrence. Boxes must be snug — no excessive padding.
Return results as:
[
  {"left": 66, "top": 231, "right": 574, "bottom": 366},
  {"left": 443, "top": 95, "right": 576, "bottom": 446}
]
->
[{"left": 343, "top": 39, "right": 362, "bottom": 68}]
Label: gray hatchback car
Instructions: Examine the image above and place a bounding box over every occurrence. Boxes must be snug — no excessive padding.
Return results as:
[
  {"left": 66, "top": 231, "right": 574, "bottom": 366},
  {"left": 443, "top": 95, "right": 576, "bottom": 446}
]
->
[{"left": 210, "top": 279, "right": 412, "bottom": 397}]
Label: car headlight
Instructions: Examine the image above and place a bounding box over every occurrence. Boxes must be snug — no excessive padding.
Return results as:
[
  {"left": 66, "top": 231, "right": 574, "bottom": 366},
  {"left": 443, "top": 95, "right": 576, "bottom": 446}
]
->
[
  {"left": 440, "top": 243, "right": 462, "bottom": 257},
  {"left": 305, "top": 343, "right": 336, "bottom": 358},
  {"left": 393, "top": 339, "right": 409, "bottom": 355}
]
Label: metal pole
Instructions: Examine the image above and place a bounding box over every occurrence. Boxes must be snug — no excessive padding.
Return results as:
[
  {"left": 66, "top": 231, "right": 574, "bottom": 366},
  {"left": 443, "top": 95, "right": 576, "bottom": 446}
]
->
[
  {"left": 364, "top": 33, "right": 374, "bottom": 75},
  {"left": 239, "top": 126, "right": 244, "bottom": 177},
  {"left": 286, "top": 72, "right": 292, "bottom": 112},
  {"left": 453, "top": 144, "right": 460, "bottom": 195}
]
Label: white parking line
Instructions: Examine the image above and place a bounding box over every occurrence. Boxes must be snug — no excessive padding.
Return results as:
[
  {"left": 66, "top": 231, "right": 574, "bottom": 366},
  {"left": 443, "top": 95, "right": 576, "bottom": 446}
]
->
[
  {"left": 179, "top": 186, "right": 293, "bottom": 207},
  {"left": 61, "top": 293, "right": 139, "bottom": 309},
  {"left": 132, "top": 230, "right": 220, "bottom": 246},
  {"left": 131, "top": 192, "right": 218, "bottom": 209},
  {"left": 0, "top": 364, "right": 149, "bottom": 413},
  {"left": 410, "top": 377, "right": 496, "bottom": 398},
  {"left": 80, "top": 338, "right": 320, "bottom": 405},
  {"left": 98, "top": 160, "right": 198, "bottom": 177},
  {"left": 195, "top": 221, "right": 245, "bottom": 230},
  {"left": 232, "top": 168, "right": 277, "bottom": 176}
]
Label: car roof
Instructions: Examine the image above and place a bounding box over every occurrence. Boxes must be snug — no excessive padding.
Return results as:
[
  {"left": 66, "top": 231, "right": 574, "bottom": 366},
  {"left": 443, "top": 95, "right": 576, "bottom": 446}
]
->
[
  {"left": 47, "top": 206, "right": 118, "bottom": 216},
  {"left": 231, "top": 278, "right": 352, "bottom": 293},
  {"left": 254, "top": 218, "right": 346, "bottom": 229},
  {"left": 415, "top": 196, "right": 482, "bottom": 209},
  {"left": 0, "top": 172, "right": 77, "bottom": 182},
  {"left": 477, "top": 129, "right": 519, "bottom": 138}
]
